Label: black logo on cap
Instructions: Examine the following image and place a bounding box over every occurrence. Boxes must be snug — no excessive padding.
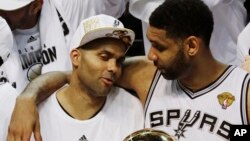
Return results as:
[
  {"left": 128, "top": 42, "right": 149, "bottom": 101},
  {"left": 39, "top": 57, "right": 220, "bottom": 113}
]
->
[{"left": 113, "top": 20, "right": 120, "bottom": 27}]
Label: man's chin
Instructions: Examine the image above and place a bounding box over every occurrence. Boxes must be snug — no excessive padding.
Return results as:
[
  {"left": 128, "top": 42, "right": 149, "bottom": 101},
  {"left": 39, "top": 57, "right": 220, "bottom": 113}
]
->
[
  {"left": 161, "top": 73, "right": 177, "bottom": 80},
  {"left": 99, "top": 87, "right": 112, "bottom": 97}
]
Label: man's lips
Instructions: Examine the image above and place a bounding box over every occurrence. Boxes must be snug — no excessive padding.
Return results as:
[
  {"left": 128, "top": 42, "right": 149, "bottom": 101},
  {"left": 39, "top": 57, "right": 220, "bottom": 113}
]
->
[{"left": 101, "top": 77, "right": 114, "bottom": 86}]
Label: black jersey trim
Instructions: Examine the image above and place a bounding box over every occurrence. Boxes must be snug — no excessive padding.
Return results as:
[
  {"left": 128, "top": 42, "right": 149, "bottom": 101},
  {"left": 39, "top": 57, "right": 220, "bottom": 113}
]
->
[
  {"left": 144, "top": 69, "right": 161, "bottom": 127},
  {"left": 177, "top": 65, "right": 236, "bottom": 99},
  {"left": 241, "top": 74, "right": 250, "bottom": 124}
]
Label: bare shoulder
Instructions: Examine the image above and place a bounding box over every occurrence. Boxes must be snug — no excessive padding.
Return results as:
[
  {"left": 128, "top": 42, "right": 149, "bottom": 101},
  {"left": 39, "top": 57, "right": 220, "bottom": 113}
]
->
[{"left": 117, "top": 56, "right": 156, "bottom": 104}]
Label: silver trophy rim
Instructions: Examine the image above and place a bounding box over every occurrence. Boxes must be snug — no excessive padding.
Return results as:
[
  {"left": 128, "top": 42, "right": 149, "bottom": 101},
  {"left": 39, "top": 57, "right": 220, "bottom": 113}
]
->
[{"left": 123, "top": 128, "right": 176, "bottom": 141}]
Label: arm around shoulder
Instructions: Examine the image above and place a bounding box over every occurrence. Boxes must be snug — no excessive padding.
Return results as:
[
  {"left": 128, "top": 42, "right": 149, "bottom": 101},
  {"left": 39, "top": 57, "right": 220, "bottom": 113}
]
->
[
  {"left": 117, "top": 56, "right": 156, "bottom": 105},
  {"left": 7, "top": 71, "right": 70, "bottom": 141},
  {"left": 18, "top": 71, "right": 70, "bottom": 103}
]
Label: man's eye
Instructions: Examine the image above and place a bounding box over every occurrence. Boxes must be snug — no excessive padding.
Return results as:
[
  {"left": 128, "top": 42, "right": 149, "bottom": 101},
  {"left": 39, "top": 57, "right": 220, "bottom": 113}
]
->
[
  {"left": 100, "top": 55, "right": 109, "bottom": 61},
  {"left": 154, "top": 45, "right": 165, "bottom": 52}
]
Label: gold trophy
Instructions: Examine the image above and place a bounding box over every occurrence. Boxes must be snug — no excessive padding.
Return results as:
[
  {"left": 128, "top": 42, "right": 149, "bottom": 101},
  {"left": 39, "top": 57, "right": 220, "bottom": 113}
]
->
[{"left": 123, "top": 128, "right": 176, "bottom": 141}]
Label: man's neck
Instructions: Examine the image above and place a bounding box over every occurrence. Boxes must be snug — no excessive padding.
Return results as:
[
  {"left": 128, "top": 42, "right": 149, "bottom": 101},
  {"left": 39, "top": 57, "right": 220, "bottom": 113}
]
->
[
  {"left": 56, "top": 86, "right": 106, "bottom": 120},
  {"left": 179, "top": 60, "right": 228, "bottom": 92}
]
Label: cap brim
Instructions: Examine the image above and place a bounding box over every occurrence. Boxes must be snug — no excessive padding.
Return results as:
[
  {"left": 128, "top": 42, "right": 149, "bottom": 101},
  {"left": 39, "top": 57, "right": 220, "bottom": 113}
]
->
[
  {"left": 79, "top": 27, "right": 135, "bottom": 51},
  {"left": 0, "top": 1, "right": 32, "bottom": 11}
]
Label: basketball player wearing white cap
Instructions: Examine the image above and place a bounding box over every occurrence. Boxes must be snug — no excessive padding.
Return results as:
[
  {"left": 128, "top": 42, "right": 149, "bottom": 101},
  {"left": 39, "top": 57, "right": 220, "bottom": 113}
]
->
[{"left": 1, "top": 14, "right": 143, "bottom": 141}]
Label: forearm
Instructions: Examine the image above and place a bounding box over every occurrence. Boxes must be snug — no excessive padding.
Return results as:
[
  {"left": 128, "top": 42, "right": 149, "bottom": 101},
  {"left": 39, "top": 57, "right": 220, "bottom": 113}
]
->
[
  {"left": 18, "top": 71, "right": 70, "bottom": 104},
  {"left": 7, "top": 71, "right": 70, "bottom": 141}
]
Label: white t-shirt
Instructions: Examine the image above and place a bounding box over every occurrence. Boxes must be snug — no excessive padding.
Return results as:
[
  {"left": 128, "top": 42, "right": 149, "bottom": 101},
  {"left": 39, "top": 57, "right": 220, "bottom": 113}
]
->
[
  {"left": 236, "top": 23, "right": 250, "bottom": 65},
  {"left": 209, "top": 0, "right": 246, "bottom": 65},
  {"left": 35, "top": 87, "right": 143, "bottom": 141},
  {"left": 13, "top": 24, "right": 41, "bottom": 87}
]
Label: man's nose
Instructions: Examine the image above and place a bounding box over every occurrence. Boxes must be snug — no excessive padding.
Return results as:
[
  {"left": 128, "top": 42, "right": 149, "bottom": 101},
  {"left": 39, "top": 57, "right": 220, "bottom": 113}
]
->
[{"left": 148, "top": 47, "right": 158, "bottom": 61}]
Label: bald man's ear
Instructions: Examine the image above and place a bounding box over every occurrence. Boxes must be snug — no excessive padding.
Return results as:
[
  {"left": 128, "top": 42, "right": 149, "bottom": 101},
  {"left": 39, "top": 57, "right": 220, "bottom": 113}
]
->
[{"left": 184, "top": 36, "right": 200, "bottom": 56}]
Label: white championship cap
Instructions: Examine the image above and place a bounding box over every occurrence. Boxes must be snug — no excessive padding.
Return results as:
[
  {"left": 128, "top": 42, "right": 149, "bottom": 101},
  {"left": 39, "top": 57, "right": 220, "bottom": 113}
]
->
[
  {"left": 0, "top": 17, "right": 13, "bottom": 66},
  {"left": 0, "top": 0, "right": 34, "bottom": 11},
  {"left": 70, "top": 14, "right": 135, "bottom": 53}
]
